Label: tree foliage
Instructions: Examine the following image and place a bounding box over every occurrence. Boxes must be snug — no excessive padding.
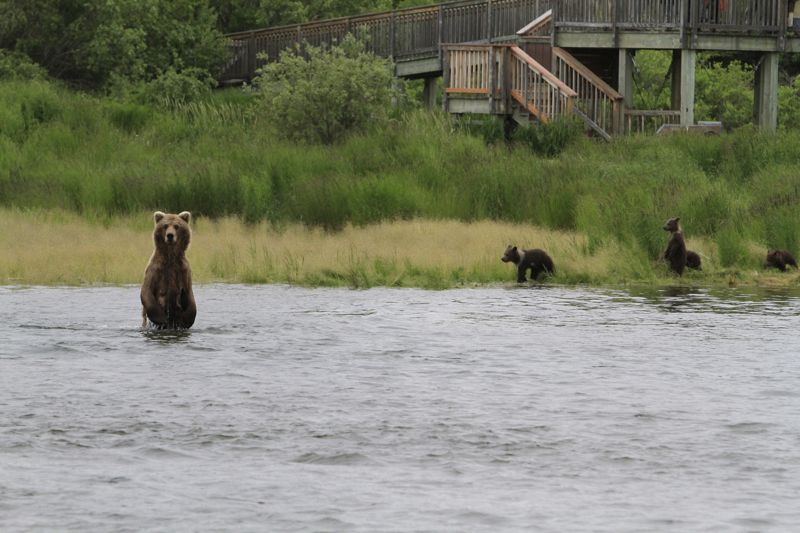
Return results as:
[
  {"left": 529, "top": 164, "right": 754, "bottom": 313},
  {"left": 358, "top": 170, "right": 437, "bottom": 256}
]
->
[
  {"left": 209, "top": 0, "right": 421, "bottom": 33},
  {"left": 253, "top": 34, "right": 396, "bottom": 144},
  {"left": 0, "top": 0, "right": 226, "bottom": 88}
]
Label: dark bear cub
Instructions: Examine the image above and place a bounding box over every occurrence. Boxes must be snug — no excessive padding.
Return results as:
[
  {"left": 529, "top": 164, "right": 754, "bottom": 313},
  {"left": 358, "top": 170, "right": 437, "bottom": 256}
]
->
[
  {"left": 766, "top": 249, "right": 798, "bottom": 272},
  {"left": 686, "top": 250, "right": 702, "bottom": 271},
  {"left": 501, "top": 245, "right": 555, "bottom": 283},
  {"left": 662, "top": 217, "right": 687, "bottom": 276}
]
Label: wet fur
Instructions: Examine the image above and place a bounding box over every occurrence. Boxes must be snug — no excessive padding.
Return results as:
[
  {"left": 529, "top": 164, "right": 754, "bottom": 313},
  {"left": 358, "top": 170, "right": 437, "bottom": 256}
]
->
[
  {"left": 501, "top": 245, "right": 555, "bottom": 283},
  {"left": 141, "top": 211, "right": 197, "bottom": 329}
]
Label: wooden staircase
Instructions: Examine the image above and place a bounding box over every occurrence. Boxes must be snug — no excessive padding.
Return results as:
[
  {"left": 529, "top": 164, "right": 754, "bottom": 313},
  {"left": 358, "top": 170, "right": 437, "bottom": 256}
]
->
[
  {"left": 444, "top": 10, "right": 625, "bottom": 139},
  {"left": 444, "top": 43, "right": 623, "bottom": 139}
]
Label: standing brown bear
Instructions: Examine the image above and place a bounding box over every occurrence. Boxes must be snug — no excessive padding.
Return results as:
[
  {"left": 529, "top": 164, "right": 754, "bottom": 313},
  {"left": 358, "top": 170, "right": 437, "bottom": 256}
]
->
[
  {"left": 662, "top": 217, "right": 687, "bottom": 276},
  {"left": 141, "top": 211, "right": 197, "bottom": 329}
]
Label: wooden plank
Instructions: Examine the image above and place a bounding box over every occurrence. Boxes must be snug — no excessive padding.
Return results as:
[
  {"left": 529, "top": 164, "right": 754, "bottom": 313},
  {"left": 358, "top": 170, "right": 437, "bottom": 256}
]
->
[{"left": 445, "top": 87, "right": 491, "bottom": 93}]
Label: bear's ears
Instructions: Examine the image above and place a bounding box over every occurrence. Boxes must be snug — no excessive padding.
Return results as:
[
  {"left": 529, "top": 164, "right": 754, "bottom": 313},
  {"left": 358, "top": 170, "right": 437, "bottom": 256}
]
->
[{"left": 153, "top": 211, "right": 191, "bottom": 224}]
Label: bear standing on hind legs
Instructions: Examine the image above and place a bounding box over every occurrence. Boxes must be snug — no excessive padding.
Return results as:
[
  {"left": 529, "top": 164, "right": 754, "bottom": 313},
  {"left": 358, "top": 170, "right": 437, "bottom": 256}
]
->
[
  {"left": 141, "top": 211, "right": 197, "bottom": 329},
  {"left": 662, "top": 217, "right": 688, "bottom": 276},
  {"left": 501, "top": 245, "right": 555, "bottom": 283}
]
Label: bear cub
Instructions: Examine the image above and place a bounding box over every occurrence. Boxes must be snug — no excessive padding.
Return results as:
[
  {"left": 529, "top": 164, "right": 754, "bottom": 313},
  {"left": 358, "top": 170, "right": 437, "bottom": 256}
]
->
[
  {"left": 141, "top": 211, "right": 197, "bottom": 329},
  {"left": 766, "top": 249, "right": 798, "bottom": 272},
  {"left": 662, "top": 217, "right": 689, "bottom": 275},
  {"left": 501, "top": 245, "right": 555, "bottom": 283}
]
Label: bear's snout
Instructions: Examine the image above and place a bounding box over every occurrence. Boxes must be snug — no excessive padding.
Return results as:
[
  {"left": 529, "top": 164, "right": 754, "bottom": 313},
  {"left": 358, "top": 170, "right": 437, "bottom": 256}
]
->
[
  {"left": 501, "top": 256, "right": 510, "bottom": 262},
  {"left": 165, "top": 229, "right": 176, "bottom": 243}
]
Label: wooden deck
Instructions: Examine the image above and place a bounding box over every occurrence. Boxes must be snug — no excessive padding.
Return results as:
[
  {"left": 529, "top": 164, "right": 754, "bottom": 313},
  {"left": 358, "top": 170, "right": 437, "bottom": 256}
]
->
[
  {"left": 220, "top": 0, "right": 800, "bottom": 83},
  {"left": 218, "top": 0, "right": 797, "bottom": 133}
]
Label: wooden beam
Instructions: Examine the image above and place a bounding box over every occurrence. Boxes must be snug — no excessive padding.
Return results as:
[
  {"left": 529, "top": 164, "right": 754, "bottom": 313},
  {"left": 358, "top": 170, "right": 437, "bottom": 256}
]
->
[
  {"left": 679, "top": 49, "right": 696, "bottom": 126},
  {"left": 754, "top": 52, "right": 779, "bottom": 131}
]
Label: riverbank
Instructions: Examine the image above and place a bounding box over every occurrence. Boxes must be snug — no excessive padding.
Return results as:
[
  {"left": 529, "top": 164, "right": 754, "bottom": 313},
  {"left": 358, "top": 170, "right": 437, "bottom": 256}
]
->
[{"left": 2, "top": 209, "right": 797, "bottom": 289}]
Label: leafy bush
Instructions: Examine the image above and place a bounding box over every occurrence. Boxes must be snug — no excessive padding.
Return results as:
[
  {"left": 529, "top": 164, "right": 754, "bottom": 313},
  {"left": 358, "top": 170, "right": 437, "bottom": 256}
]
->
[
  {"left": 138, "top": 68, "right": 215, "bottom": 108},
  {"left": 253, "top": 34, "right": 396, "bottom": 144},
  {"left": 511, "top": 116, "right": 584, "bottom": 157},
  {"left": 695, "top": 59, "right": 753, "bottom": 129},
  {"left": 106, "top": 102, "right": 152, "bottom": 133},
  {"left": 0, "top": 0, "right": 226, "bottom": 89},
  {"left": 0, "top": 50, "right": 47, "bottom": 81}
]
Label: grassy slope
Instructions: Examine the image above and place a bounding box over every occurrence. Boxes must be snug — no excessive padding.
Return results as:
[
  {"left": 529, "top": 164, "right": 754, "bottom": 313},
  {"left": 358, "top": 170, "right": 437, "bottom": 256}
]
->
[
  {"left": 2, "top": 209, "right": 798, "bottom": 289},
  {"left": 2, "top": 79, "right": 800, "bottom": 287}
]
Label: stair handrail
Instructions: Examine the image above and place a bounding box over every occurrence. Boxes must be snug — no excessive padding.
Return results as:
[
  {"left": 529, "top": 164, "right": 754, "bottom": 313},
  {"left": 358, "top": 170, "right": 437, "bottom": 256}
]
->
[
  {"left": 509, "top": 46, "right": 577, "bottom": 122},
  {"left": 551, "top": 47, "right": 623, "bottom": 135},
  {"left": 517, "top": 8, "right": 552, "bottom": 37}
]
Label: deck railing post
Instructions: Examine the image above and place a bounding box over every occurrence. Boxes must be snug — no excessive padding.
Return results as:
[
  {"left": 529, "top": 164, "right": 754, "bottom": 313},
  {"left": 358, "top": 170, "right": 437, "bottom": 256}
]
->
[
  {"left": 523, "top": 60, "right": 529, "bottom": 114},
  {"left": 487, "top": 0, "right": 493, "bottom": 42},
  {"left": 489, "top": 46, "right": 497, "bottom": 113},
  {"left": 550, "top": 0, "right": 558, "bottom": 47},
  {"left": 778, "top": 0, "right": 788, "bottom": 51},
  {"left": 438, "top": 4, "right": 444, "bottom": 63},
  {"left": 390, "top": 11, "right": 396, "bottom": 59},
  {"left": 248, "top": 32, "right": 256, "bottom": 79},
  {"left": 443, "top": 48, "right": 450, "bottom": 112}
]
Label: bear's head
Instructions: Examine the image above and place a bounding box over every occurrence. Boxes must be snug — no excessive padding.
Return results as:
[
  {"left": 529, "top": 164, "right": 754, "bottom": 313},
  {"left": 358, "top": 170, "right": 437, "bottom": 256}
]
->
[
  {"left": 153, "top": 211, "right": 192, "bottom": 253},
  {"left": 501, "top": 245, "right": 521, "bottom": 264},
  {"left": 663, "top": 217, "right": 680, "bottom": 233}
]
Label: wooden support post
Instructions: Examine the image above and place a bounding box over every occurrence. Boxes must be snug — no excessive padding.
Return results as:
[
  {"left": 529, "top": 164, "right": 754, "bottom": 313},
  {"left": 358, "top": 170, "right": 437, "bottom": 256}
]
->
[
  {"left": 617, "top": 49, "right": 634, "bottom": 113},
  {"left": 755, "top": 52, "right": 779, "bottom": 131},
  {"left": 422, "top": 77, "right": 438, "bottom": 109},
  {"left": 679, "top": 48, "right": 696, "bottom": 126},
  {"left": 670, "top": 49, "right": 681, "bottom": 111}
]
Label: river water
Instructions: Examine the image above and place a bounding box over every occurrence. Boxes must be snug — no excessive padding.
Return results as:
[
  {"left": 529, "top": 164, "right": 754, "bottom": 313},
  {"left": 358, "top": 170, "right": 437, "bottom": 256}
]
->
[{"left": 1, "top": 284, "right": 799, "bottom": 531}]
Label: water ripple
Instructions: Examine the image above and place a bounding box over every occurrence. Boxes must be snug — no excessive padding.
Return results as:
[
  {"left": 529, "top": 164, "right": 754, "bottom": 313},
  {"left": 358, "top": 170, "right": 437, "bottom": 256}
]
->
[{"left": 1, "top": 284, "right": 800, "bottom": 531}]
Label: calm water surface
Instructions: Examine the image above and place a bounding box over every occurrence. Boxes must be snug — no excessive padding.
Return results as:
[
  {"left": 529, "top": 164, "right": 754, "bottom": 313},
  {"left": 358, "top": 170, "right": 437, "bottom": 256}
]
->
[{"left": 1, "top": 284, "right": 800, "bottom": 532}]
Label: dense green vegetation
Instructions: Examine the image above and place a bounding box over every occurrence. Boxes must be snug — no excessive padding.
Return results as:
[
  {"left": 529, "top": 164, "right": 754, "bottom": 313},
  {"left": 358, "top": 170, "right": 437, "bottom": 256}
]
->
[
  {"left": 2, "top": 72, "right": 800, "bottom": 280},
  {"left": 253, "top": 35, "right": 397, "bottom": 144}
]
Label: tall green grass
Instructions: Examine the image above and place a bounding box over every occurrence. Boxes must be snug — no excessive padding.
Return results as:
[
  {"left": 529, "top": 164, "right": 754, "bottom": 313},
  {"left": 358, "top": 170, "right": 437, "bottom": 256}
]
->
[{"left": 3, "top": 78, "right": 800, "bottom": 271}]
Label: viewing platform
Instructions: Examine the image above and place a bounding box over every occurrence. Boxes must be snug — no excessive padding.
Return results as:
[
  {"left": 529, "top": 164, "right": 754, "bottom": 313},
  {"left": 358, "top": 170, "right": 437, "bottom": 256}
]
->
[{"left": 219, "top": 0, "right": 800, "bottom": 136}]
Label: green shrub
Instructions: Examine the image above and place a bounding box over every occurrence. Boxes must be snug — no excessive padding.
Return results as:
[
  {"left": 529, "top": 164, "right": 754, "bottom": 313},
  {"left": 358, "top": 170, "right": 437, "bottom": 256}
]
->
[
  {"left": 106, "top": 102, "right": 152, "bottom": 133},
  {"left": 0, "top": 50, "right": 47, "bottom": 81},
  {"left": 511, "top": 116, "right": 584, "bottom": 157},
  {"left": 253, "top": 34, "right": 396, "bottom": 144},
  {"left": 138, "top": 68, "right": 215, "bottom": 108},
  {"left": 717, "top": 227, "right": 747, "bottom": 267}
]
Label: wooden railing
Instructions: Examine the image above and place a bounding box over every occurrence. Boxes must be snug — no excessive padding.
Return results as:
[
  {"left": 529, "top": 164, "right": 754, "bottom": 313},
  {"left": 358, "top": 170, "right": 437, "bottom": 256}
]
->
[
  {"left": 222, "top": 0, "right": 552, "bottom": 81},
  {"left": 509, "top": 46, "right": 576, "bottom": 121},
  {"left": 551, "top": 47, "right": 622, "bottom": 138},
  {"left": 444, "top": 44, "right": 576, "bottom": 122},
  {"left": 553, "top": 0, "right": 786, "bottom": 32},
  {"left": 624, "top": 109, "right": 681, "bottom": 133},
  {"left": 445, "top": 45, "right": 493, "bottom": 94}
]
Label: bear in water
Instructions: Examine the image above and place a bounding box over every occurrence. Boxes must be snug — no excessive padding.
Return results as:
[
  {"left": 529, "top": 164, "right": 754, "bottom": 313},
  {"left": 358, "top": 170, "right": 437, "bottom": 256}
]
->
[
  {"left": 766, "top": 249, "right": 798, "bottom": 272},
  {"left": 141, "top": 211, "right": 197, "bottom": 329},
  {"left": 501, "top": 245, "right": 555, "bottom": 283}
]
